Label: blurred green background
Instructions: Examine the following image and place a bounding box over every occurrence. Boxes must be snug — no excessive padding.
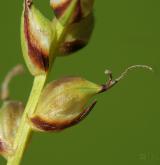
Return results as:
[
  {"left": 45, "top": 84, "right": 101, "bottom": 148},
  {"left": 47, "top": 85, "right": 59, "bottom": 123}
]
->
[{"left": 0, "top": 0, "right": 160, "bottom": 165}]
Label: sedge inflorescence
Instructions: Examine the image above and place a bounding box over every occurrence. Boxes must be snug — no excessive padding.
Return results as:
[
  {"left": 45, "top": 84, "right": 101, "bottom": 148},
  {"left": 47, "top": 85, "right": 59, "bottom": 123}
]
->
[{"left": 0, "top": 1, "right": 152, "bottom": 164}]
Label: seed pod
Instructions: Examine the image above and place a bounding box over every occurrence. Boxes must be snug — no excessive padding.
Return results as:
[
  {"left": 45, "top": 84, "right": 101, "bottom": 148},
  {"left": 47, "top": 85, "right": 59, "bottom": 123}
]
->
[
  {"left": 21, "top": 0, "right": 56, "bottom": 76},
  {"left": 58, "top": 13, "right": 94, "bottom": 55},
  {"left": 50, "top": 0, "right": 94, "bottom": 24},
  {"left": 29, "top": 65, "right": 152, "bottom": 132},
  {"left": 0, "top": 101, "right": 24, "bottom": 158},
  {"left": 30, "top": 77, "right": 101, "bottom": 132}
]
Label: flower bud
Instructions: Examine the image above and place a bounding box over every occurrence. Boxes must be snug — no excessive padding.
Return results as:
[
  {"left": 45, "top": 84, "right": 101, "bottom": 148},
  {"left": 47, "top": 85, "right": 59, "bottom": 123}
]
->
[
  {"left": 58, "top": 13, "right": 94, "bottom": 55},
  {"left": 30, "top": 77, "right": 101, "bottom": 132},
  {"left": 29, "top": 65, "right": 152, "bottom": 132},
  {"left": 21, "top": 0, "right": 56, "bottom": 76},
  {"left": 0, "top": 101, "right": 24, "bottom": 158},
  {"left": 50, "top": 0, "right": 94, "bottom": 24}
]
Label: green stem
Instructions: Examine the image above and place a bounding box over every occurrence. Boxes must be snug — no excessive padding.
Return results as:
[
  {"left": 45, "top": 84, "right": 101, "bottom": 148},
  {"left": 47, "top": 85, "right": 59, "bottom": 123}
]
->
[
  {"left": 7, "top": 74, "right": 47, "bottom": 165},
  {"left": 6, "top": 22, "right": 66, "bottom": 165},
  {"left": 7, "top": 1, "right": 77, "bottom": 164},
  {"left": 6, "top": 24, "right": 66, "bottom": 165}
]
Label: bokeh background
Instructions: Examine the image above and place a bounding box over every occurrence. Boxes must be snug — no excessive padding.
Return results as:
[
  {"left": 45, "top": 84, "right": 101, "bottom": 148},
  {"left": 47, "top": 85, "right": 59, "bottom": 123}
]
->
[{"left": 0, "top": 0, "right": 160, "bottom": 164}]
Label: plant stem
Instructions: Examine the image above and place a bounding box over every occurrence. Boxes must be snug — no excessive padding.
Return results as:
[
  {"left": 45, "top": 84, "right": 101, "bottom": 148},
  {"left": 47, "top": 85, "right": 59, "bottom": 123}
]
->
[
  {"left": 6, "top": 22, "right": 67, "bottom": 165},
  {"left": 7, "top": 1, "right": 77, "bottom": 164},
  {"left": 7, "top": 74, "right": 47, "bottom": 165}
]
